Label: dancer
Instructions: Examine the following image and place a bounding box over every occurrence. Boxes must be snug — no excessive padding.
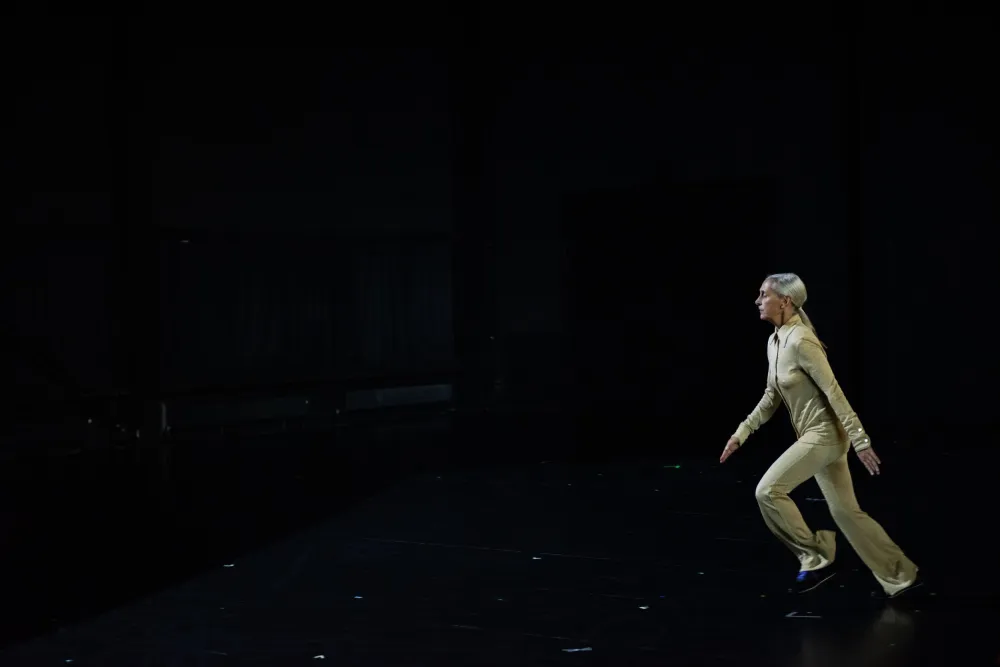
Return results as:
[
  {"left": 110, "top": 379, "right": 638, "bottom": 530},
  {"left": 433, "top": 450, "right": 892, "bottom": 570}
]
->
[{"left": 720, "top": 273, "right": 919, "bottom": 597}]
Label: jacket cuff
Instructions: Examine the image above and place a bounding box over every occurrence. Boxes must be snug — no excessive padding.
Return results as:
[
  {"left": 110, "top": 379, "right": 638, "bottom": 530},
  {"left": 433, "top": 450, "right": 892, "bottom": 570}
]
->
[
  {"left": 850, "top": 429, "right": 872, "bottom": 453},
  {"left": 733, "top": 423, "right": 752, "bottom": 446}
]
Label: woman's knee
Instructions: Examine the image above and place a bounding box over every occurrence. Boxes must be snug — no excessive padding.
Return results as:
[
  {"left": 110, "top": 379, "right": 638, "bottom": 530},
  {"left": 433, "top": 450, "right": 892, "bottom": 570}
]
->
[{"left": 755, "top": 480, "right": 779, "bottom": 504}]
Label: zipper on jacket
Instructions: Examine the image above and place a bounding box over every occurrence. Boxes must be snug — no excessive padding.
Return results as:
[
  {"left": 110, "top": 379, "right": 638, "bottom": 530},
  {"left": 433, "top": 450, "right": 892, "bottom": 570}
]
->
[{"left": 772, "top": 334, "right": 800, "bottom": 440}]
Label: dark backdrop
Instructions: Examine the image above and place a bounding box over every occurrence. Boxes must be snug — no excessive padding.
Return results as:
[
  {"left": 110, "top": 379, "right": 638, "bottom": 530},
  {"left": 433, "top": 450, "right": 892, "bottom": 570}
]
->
[
  {"left": 4, "top": 8, "right": 996, "bottom": 452},
  {"left": 564, "top": 182, "right": 771, "bottom": 425}
]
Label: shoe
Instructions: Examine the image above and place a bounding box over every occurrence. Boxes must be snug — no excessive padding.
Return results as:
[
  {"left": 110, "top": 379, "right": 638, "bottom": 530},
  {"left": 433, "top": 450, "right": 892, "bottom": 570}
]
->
[
  {"left": 871, "top": 574, "right": 923, "bottom": 600},
  {"left": 791, "top": 565, "right": 837, "bottom": 593}
]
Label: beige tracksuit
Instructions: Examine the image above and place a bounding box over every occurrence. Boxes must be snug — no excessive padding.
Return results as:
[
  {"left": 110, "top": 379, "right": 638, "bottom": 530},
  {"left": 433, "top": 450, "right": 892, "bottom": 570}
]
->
[{"left": 732, "top": 313, "right": 917, "bottom": 595}]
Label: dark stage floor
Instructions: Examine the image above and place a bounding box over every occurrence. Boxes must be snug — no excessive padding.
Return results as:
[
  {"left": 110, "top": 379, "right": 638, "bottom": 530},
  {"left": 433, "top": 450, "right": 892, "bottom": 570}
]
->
[{"left": 0, "top": 413, "right": 995, "bottom": 665}]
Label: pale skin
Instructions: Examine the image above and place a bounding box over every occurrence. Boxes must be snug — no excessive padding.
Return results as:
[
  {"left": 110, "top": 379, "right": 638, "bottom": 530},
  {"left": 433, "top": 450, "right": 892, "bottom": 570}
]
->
[{"left": 719, "top": 280, "right": 882, "bottom": 476}]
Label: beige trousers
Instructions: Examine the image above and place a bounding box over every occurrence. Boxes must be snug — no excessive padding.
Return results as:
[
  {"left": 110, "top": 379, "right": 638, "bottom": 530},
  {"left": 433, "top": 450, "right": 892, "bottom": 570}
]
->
[{"left": 755, "top": 438, "right": 918, "bottom": 595}]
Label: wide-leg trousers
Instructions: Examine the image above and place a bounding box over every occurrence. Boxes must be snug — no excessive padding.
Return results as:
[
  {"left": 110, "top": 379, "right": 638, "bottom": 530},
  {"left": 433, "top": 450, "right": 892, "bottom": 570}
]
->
[{"left": 755, "top": 437, "right": 918, "bottom": 595}]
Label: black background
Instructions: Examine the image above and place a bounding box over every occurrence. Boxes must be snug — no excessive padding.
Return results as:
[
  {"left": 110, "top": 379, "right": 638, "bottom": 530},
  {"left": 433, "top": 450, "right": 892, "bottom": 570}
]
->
[{"left": 4, "top": 6, "right": 997, "bottom": 453}]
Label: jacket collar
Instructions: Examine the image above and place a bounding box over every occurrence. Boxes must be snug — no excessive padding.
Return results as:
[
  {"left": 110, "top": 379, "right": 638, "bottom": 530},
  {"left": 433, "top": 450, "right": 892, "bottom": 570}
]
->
[{"left": 772, "top": 313, "right": 802, "bottom": 346}]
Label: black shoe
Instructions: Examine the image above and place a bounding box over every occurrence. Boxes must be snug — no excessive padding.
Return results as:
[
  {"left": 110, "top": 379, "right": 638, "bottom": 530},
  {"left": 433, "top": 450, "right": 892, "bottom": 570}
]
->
[{"left": 791, "top": 566, "right": 837, "bottom": 593}]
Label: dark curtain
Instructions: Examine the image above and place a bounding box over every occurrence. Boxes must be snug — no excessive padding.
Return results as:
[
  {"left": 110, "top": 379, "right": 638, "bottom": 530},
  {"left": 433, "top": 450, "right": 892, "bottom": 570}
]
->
[
  {"left": 3, "top": 238, "right": 115, "bottom": 403},
  {"left": 159, "top": 235, "right": 454, "bottom": 393}
]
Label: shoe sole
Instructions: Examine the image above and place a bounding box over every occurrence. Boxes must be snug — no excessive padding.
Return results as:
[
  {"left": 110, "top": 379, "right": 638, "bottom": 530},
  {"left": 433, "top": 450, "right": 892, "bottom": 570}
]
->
[
  {"left": 797, "top": 570, "right": 837, "bottom": 593},
  {"left": 887, "top": 580, "right": 924, "bottom": 599}
]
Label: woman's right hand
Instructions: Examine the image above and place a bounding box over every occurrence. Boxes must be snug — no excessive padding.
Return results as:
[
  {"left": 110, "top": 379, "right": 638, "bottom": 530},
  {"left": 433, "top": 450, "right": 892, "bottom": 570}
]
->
[{"left": 720, "top": 437, "right": 740, "bottom": 463}]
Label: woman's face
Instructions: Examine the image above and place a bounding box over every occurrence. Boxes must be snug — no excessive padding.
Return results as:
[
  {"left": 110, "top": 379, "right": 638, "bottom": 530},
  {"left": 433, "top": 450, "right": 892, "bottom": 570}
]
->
[{"left": 755, "top": 281, "right": 788, "bottom": 325}]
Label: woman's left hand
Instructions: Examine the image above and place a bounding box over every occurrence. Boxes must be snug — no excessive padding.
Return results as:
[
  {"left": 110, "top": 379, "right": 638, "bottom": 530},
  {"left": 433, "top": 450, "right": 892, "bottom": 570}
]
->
[{"left": 856, "top": 448, "right": 881, "bottom": 476}]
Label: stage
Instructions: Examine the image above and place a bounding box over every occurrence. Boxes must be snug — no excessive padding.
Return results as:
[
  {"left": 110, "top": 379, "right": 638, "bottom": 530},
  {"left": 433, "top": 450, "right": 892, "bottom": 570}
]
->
[{"left": 0, "top": 414, "right": 994, "bottom": 665}]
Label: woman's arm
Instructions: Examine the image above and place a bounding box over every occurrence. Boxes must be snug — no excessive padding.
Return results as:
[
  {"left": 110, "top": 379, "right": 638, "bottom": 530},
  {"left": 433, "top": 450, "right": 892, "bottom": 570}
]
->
[
  {"left": 797, "top": 339, "right": 872, "bottom": 453},
  {"left": 731, "top": 386, "right": 782, "bottom": 446}
]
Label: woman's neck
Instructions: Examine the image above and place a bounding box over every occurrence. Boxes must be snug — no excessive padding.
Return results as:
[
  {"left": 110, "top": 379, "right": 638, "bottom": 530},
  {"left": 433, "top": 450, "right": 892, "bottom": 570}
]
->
[{"left": 771, "top": 308, "right": 797, "bottom": 329}]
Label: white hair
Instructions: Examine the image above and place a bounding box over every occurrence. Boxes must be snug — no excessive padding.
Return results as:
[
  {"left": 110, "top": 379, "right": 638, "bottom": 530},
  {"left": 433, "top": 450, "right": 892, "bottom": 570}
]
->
[{"left": 766, "top": 272, "right": 825, "bottom": 346}]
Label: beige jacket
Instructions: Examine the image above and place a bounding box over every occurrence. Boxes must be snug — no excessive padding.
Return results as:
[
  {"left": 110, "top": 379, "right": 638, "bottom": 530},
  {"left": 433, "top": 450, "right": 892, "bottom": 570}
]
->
[{"left": 732, "top": 313, "right": 872, "bottom": 453}]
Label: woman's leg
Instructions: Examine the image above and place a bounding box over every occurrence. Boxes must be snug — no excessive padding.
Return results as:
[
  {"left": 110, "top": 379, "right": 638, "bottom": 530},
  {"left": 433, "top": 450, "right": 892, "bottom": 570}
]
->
[
  {"left": 815, "top": 451, "right": 918, "bottom": 595},
  {"left": 755, "top": 440, "right": 843, "bottom": 571}
]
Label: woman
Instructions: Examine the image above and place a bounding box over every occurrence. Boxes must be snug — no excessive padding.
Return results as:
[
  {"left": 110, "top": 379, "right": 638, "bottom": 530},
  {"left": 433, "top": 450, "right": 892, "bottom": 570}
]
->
[{"left": 720, "top": 273, "right": 919, "bottom": 598}]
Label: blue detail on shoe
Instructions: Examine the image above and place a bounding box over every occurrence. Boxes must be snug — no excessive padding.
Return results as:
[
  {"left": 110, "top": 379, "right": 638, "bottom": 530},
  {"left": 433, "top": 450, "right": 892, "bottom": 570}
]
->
[{"left": 796, "top": 571, "right": 808, "bottom": 582}]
